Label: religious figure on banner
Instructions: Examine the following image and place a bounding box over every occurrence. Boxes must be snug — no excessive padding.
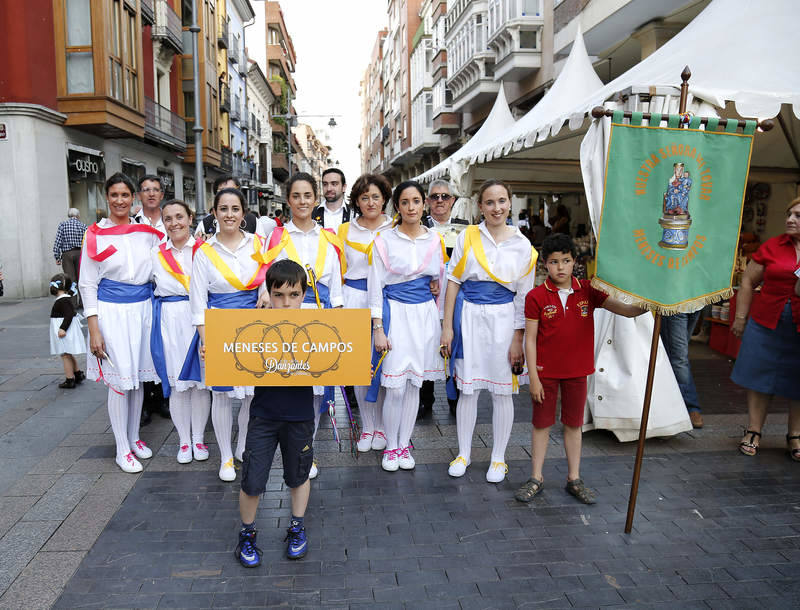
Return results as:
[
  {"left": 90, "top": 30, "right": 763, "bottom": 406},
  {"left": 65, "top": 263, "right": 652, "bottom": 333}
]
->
[{"left": 658, "top": 162, "right": 693, "bottom": 250}]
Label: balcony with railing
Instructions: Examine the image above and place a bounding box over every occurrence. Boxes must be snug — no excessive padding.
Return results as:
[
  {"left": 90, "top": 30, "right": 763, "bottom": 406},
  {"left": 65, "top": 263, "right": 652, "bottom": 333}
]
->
[
  {"left": 239, "top": 50, "right": 249, "bottom": 76},
  {"left": 220, "top": 147, "right": 232, "bottom": 171},
  {"left": 141, "top": 0, "right": 155, "bottom": 25},
  {"left": 218, "top": 19, "right": 229, "bottom": 49},
  {"left": 220, "top": 83, "right": 230, "bottom": 112},
  {"left": 230, "top": 96, "right": 241, "bottom": 122},
  {"left": 152, "top": 0, "right": 183, "bottom": 55},
  {"left": 446, "top": 9, "right": 499, "bottom": 113},
  {"left": 487, "top": 0, "right": 543, "bottom": 80},
  {"left": 144, "top": 97, "right": 186, "bottom": 151},
  {"left": 272, "top": 152, "right": 289, "bottom": 181},
  {"left": 233, "top": 154, "right": 244, "bottom": 178},
  {"left": 228, "top": 39, "right": 240, "bottom": 64}
]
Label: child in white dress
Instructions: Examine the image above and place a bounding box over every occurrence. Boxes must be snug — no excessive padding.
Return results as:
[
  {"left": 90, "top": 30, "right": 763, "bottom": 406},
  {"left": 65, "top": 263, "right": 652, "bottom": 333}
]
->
[{"left": 49, "top": 273, "right": 86, "bottom": 389}]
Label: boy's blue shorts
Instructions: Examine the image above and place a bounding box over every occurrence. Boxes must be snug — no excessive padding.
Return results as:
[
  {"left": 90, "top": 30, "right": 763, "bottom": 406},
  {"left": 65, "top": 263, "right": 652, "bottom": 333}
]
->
[{"left": 240, "top": 417, "right": 314, "bottom": 496}]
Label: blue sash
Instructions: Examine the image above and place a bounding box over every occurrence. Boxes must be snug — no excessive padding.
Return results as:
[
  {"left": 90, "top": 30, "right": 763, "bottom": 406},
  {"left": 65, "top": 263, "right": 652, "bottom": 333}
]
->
[
  {"left": 303, "top": 283, "right": 331, "bottom": 307},
  {"left": 344, "top": 278, "right": 367, "bottom": 291},
  {"left": 302, "top": 283, "right": 336, "bottom": 411},
  {"left": 366, "top": 276, "right": 434, "bottom": 402},
  {"left": 97, "top": 278, "right": 153, "bottom": 303},
  {"left": 179, "top": 290, "right": 258, "bottom": 392},
  {"left": 447, "top": 280, "right": 515, "bottom": 400},
  {"left": 150, "top": 295, "right": 189, "bottom": 398}
]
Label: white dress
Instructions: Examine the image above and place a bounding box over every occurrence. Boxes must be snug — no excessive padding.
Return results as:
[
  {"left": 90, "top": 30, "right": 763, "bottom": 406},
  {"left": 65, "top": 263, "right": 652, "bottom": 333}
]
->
[
  {"left": 448, "top": 223, "right": 535, "bottom": 395},
  {"left": 49, "top": 295, "right": 86, "bottom": 356},
  {"left": 79, "top": 218, "right": 162, "bottom": 391},
  {"left": 268, "top": 220, "right": 344, "bottom": 397},
  {"left": 151, "top": 237, "right": 203, "bottom": 393},
  {"left": 368, "top": 226, "right": 446, "bottom": 389},
  {"left": 190, "top": 232, "right": 265, "bottom": 399}
]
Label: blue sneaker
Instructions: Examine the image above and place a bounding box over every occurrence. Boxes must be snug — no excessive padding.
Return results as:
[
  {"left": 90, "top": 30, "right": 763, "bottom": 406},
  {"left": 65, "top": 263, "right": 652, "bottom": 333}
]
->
[
  {"left": 235, "top": 528, "right": 262, "bottom": 568},
  {"left": 285, "top": 522, "right": 307, "bottom": 560}
]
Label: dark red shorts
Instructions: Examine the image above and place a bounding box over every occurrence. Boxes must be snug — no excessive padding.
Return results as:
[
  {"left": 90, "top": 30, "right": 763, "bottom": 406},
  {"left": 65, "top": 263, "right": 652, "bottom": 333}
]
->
[{"left": 532, "top": 376, "right": 587, "bottom": 428}]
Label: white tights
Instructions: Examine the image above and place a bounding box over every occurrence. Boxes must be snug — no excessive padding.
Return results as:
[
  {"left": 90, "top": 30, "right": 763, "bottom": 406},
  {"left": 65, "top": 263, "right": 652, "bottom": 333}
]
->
[
  {"left": 356, "top": 385, "right": 384, "bottom": 435},
  {"left": 456, "top": 391, "right": 514, "bottom": 463},
  {"left": 383, "top": 381, "right": 419, "bottom": 451},
  {"left": 212, "top": 392, "right": 252, "bottom": 464},
  {"left": 169, "top": 388, "right": 211, "bottom": 446},
  {"left": 107, "top": 386, "right": 144, "bottom": 460}
]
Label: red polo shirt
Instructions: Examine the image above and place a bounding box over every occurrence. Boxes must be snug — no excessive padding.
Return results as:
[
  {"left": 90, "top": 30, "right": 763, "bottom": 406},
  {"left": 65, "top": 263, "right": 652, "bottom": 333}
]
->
[
  {"left": 524, "top": 277, "right": 608, "bottom": 379},
  {"left": 749, "top": 234, "right": 800, "bottom": 332}
]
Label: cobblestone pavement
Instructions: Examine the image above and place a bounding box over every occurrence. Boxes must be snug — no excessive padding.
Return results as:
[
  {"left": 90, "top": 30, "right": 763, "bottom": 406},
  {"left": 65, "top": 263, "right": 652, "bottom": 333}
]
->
[{"left": 1, "top": 297, "right": 799, "bottom": 608}]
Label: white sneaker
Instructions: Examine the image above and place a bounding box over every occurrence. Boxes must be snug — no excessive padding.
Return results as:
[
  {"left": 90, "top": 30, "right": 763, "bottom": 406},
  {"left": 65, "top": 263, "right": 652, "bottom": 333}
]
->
[
  {"left": 486, "top": 461, "right": 508, "bottom": 483},
  {"left": 448, "top": 455, "right": 470, "bottom": 477},
  {"left": 234, "top": 450, "right": 243, "bottom": 462},
  {"left": 193, "top": 443, "right": 209, "bottom": 461},
  {"left": 177, "top": 444, "right": 192, "bottom": 464},
  {"left": 357, "top": 432, "right": 374, "bottom": 453},
  {"left": 371, "top": 430, "right": 387, "bottom": 451},
  {"left": 398, "top": 446, "right": 415, "bottom": 470},
  {"left": 130, "top": 440, "right": 152, "bottom": 460},
  {"left": 381, "top": 449, "right": 399, "bottom": 472},
  {"left": 309, "top": 461, "right": 318, "bottom": 479},
  {"left": 116, "top": 452, "right": 143, "bottom": 474},
  {"left": 219, "top": 458, "right": 236, "bottom": 482}
]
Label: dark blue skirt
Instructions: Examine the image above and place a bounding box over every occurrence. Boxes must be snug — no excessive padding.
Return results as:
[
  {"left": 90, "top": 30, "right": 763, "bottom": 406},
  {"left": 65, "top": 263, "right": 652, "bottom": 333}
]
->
[{"left": 731, "top": 301, "right": 800, "bottom": 400}]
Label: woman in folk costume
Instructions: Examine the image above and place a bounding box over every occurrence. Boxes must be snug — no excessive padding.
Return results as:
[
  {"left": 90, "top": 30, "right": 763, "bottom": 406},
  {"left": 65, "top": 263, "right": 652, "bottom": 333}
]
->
[
  {"left": 182, "top": 188, "right": 267, "bottom": 482},
  {"left": 440, "top": 180, "right": 536, "bottom": 483},
  {"left": 338, "top": 174, "right": 394, "bottom": 453},
  {"left": 255, "top": 172, "right": 345, "bottom": 480},
  {"left": 368, "top": 180, "right": 447, "bottom": 472},
  {"left": 150, "top": 200, "right": 211, "bottom": 465},
  {"left": 80, "top": 172, "right": 164, "bottom": 474}
]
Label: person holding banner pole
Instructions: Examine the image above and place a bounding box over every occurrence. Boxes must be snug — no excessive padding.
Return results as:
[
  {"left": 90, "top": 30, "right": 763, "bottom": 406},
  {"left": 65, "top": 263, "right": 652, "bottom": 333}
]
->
[
  {"left": 339, "top": 174, "right": 393, "bottom": 453},
  {"left": 368, "top": 181, "right": 447, "bottom": 472},
  {"left": 731, "top": 198, "right": 800, "bottom": 458},
  {"left": 80, "top": 172, "right": 164, "bottom": 474},
  {"left": 150, "top": 200, "right": 211, "bottom": 464},
  {"left": 440, "top": 180, "right": 536, "bottom": 483},
  {"left": 183, "top": 188, "right": 267, "bottom": 482},
  {"left": 254, "top": 172, "right": 346, "bottom": 480}
]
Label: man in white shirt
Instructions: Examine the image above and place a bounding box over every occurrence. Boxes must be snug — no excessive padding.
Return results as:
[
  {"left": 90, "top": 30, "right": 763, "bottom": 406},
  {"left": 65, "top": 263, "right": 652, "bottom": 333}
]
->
[
  {"left": 135, "top": 175, "right": 166, "bottom": 233},
  {"left": 312, "top": 168, "right": 350, "bottom": 232}
]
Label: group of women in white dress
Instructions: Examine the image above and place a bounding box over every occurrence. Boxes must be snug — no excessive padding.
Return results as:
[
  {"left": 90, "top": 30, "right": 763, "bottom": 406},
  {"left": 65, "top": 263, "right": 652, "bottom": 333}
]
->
[{"left": 80, "top": 170, "right": 536, "bottom": 485}]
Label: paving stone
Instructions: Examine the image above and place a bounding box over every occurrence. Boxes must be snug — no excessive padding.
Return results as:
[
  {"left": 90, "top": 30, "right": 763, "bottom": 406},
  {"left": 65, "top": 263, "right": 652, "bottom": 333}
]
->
[
  {"left": 0, "top": 520, "right": 60, "bottom": 592},
  {"left": 157, "top": 592, "right": 214, "bottom": 608},
  {"left": 566, "top": 587, "right": 625, "bottom": 606},
  {"left": 0, "top": 550, "right": 85, "bottom": 610},
  {"left": 43, "top": 491, "right": 129, "bottom": 551},
  {"left": 667, "top": 582, "right": 732, "bottom": 600},
  {"left": 0, "top": 495, "right": 37, "bottom": 539},
  {"left": 26, "top": 446, "right": 86, "bottom": 475},
  {"left": 1, "top": 473, "right": 59, "bottom": 497},
  {"left": 22, "top": 473, "right": 98, "bottom": 522}
]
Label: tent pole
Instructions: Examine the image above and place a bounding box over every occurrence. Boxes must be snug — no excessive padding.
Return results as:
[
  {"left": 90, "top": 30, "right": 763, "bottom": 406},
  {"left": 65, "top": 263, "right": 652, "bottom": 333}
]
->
[{"left": 622, "top": 66, "right": 691, "bottom": 535}]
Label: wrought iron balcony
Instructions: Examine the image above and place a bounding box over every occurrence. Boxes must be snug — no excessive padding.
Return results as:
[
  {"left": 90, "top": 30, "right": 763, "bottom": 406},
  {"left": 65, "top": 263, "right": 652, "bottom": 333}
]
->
[
  {"left": 220, "top": 148, "right": 232, "bottom": 171},
  {"left": 141, "top": 0, "right": 155, "bottom": 25},
  {"left": 218, "top": 19, "right": 229, "bottom": 49},
  {"left": 233, "top": 154, "right": 244, "bottom": 178},
  {"left": 239, "top": 50, "right": 249, "bottom": 76},
  {"left": 152, "top": 0, "right": 183, "bottom": 55},
  {"left": 144, "top": 97, "right": 186, "bottom": 151},
  {"left": 230, "top": 97, "right": 241, "bottom": 122},
  {"left": 220, "top": 83, "right": 230, "bottom": 113},
  {"left": 228, "top": 40, "right": 239, "bottom": 64}
]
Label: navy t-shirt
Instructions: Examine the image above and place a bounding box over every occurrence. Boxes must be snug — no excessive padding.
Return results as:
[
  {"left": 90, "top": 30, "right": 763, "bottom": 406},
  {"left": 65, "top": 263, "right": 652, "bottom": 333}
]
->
[{"left": 251, "top": 386, "right": 314, "bottom": 422}]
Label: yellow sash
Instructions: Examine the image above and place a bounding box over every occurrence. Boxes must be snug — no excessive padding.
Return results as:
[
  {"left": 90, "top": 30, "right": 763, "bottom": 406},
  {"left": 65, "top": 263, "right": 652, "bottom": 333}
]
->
[
  {"left": 450, "top": 225, "right": 537, "bottom": 284},
  {"left": 256, "top": 228, "right": 346, "bottom": 281},
  {"left": 199, "top": 234, "right": 265, "bottom": 291},
  {"left": 338, "top": 222, "right": 371, "bottom": 255},
  {"left": 157, "top": 250, "right": 191, "bottom": 292}
]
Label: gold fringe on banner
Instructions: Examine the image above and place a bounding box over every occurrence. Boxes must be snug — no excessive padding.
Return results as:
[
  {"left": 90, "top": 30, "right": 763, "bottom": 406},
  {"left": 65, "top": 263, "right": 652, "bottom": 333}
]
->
[{"left": 590, "top": 277, "right": 734, "bottom": 316}]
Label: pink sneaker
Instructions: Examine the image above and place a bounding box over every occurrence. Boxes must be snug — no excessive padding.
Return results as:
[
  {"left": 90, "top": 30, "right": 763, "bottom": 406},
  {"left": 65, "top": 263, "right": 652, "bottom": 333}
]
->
[{"left": 193, "top": 443, "right": 209, "bottom": 461}]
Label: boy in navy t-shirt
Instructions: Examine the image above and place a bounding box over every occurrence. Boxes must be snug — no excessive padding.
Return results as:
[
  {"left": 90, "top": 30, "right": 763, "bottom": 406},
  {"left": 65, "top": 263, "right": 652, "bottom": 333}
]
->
[{"left": 236, "top": 260, "right": 315, "bottom": 566}]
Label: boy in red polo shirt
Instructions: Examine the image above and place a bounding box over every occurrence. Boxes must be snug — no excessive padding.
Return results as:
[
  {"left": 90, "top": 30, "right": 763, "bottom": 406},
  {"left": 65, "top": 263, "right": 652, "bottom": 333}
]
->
[{"left": 515, "top": 234, "right": 644, "bottom": 504}]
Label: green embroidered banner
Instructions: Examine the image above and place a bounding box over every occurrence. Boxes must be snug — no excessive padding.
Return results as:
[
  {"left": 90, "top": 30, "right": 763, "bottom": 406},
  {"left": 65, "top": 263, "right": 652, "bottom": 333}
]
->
[{"left": 593, "top": 113, "right": 756, "bottom": 313}]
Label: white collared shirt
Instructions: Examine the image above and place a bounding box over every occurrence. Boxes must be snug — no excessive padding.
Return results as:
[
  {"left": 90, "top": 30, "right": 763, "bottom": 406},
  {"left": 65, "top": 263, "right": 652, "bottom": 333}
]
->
[
  {"left": 446, "top": 222, "right": 536, "bottom": 330},
  {"left": 79, "top": 218, "right": 162, "bottom": 317},
  {"left": 189, "top": 231, "right": 264, "bottom": 326},
  {"left": 151, "top": 236, "right": 196, "bottom": 297},
  {"left": 255, "top": 216, "right": 277, "bottom": 240},
  {"left": 322, "top": 201, "right": 346, "bottom": 232},
  {"left": 368, "top": 226, "right": 444, "bottom": 319},
  {"left": 135, "top": 209, "right": 166, "bottom": 233},
  {"left": 271, "top": 220, "right": 343, "bottom": 307},
  {"left": 341, "top": 215, "right": 392, "bottom": 281}
]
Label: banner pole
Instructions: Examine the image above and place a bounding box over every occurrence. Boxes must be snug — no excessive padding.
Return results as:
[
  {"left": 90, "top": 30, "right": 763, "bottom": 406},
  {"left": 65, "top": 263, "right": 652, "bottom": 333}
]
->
[{"left": 622, "top": 66, "right": 691, "bottom": 534}]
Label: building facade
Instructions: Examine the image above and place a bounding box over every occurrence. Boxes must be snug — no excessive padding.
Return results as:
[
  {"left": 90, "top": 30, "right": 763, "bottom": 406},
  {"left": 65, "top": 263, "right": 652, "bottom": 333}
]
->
[{"left": 247, "top": 61, "right": 275, "bottom": 214}]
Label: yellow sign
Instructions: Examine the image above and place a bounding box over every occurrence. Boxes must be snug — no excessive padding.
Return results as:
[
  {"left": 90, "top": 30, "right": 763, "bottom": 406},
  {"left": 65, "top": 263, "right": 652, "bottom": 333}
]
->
[{"left": 204, "top": 309, "right": 372, "bottom": 386}]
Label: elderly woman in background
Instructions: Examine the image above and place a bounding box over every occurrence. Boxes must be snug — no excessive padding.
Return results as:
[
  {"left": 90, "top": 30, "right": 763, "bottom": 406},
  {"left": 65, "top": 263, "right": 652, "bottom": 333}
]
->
[{"left": 731, "top": 198, "right": 800, "bottom": 458}]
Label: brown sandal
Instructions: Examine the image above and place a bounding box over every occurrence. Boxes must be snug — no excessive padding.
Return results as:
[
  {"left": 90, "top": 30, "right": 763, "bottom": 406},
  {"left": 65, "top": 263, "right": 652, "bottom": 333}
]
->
[
  {"left": 787, "top": 435, "right": 800, "bottom": 462},
  {"left": 739, "top": 430, "right": 761, "bottom": 456},
  {"left": 514, "top": 477, "right": 543, "bottom": 503},
  {"left": 565, "top": 478, "right": 596, "bottom": 505}
]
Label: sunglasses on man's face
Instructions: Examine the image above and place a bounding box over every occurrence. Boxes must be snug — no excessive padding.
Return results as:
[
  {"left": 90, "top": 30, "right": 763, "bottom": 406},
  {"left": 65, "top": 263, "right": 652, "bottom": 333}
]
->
[{"left": 428, "top": 193, "right": 452, "bottom": 201}]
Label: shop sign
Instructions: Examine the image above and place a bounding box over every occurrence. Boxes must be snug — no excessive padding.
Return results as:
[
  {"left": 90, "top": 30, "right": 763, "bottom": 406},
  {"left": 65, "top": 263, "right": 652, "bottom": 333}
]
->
[{"left": 67, "top": 150, "right": 105, "bottom": 181}]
